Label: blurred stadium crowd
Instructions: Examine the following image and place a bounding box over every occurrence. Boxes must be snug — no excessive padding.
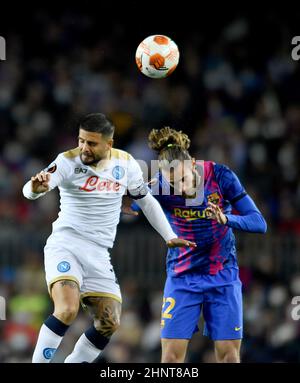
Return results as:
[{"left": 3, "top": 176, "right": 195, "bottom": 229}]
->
[{"left": 0, "top": 8, "right": 300, "bottom": 362}]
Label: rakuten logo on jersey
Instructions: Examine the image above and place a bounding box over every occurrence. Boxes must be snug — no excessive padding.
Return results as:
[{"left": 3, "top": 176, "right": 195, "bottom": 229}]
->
[{"left": 79, "top": 176, "right": 121, "bottom": 192}]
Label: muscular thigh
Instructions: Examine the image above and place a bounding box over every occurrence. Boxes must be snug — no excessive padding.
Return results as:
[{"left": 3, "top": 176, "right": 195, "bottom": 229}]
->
[
  {"left": 83, "top": 296, "right": 122, "bottom": 337},
  {"left": 51, "top": 279, "right": 80, "bottom": 307},
  {"left": 202, "top": 276, "right": 243, "bottom": 341},
  {"left": 161, "top": 276, "right": 202, "bottom": 339}
]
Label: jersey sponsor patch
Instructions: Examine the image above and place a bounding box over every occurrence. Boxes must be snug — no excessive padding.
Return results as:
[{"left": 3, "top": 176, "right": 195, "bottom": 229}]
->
[
  {"left": 46, "top": 163, "right": 57, "bottom": 174},
  {"left": 57, "top": 261, "right": 71, "bottom": 273},
  {"left": 79, "top": 176, "right": 121, "bottom": 192},
  {"left": 74, "top": 167, "right": 88, "bottom": 174}
]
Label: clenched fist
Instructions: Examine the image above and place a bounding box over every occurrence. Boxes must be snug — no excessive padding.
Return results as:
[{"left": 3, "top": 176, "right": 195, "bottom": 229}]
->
[{"left": 31, "top": 171, "right": 50, "bottom": 194}]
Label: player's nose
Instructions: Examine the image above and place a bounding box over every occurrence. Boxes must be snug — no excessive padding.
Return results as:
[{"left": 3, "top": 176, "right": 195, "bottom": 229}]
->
[{"left": 81, "top": 143, "right": 91, "bottom": 153}]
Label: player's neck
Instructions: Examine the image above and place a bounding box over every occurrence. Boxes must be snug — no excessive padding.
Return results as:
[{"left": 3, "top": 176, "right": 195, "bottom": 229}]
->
[{"left": 91, "top": 149, "right": 111, "bottom": 169}]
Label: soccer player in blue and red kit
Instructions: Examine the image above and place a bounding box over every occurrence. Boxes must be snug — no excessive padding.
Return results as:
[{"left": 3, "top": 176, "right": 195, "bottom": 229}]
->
[{"left": 129, "top": 127, "right": 267, "bottom": 363}]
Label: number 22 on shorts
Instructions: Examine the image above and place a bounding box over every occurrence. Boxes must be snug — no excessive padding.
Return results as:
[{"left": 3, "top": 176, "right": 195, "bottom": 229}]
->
[{"left": 162, "top": 297, "right": 176, "bottom": 319}]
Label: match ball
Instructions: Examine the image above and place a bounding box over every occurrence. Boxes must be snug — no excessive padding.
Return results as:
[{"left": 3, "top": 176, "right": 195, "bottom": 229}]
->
[{"left": 135, "top": 35, "right": 180, "bottom": 79}]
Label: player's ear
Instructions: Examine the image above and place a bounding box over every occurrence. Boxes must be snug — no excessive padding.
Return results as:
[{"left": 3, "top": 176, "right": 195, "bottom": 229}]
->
[{"left": 107, "top": 138, "right": 114, "bottom": 149}]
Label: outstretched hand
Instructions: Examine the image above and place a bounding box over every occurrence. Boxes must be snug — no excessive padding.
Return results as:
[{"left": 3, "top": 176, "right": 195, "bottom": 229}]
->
[{"left": 166, "top": 238, "right": 197, "bottom": 248}]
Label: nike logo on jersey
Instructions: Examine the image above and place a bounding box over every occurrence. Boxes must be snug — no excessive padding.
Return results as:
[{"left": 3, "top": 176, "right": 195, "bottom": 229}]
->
[{"left": 234, "top": 326, "right": 242, "bottom": 331}]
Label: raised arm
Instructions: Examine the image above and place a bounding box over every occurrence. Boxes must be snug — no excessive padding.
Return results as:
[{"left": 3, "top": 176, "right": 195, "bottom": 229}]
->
[
  {"left": 23, "top": 171, "right": 51, "bottom": 200},
  {"left": 22, "top": 153, "right": 70, "bottom": 200}
]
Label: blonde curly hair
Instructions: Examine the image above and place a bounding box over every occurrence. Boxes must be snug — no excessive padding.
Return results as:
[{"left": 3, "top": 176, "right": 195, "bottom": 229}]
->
[{"left": 148, "top": 127, "right": 191, "bottom": 163}]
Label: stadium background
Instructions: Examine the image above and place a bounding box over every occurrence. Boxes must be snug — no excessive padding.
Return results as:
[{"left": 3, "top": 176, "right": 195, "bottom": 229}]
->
[{"left": 0, "top": 5, "right": 300, "bottom": 362}]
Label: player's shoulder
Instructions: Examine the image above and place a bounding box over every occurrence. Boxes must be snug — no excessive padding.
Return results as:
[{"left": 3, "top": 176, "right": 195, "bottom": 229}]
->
[
  {"left": 200, "top": 160, "right": 217, "bottom": 179},
  {"left": 110, "top": 148, "right": 131, "bottom": 160},
  {"left": 62, "top": 147, "right": 80, "bottom": 160},
  {"left": 211, "top": 161, "right": 233, "bottom": 175},
  {"left": 212, "top": 162, "right": 241, "bottom": 187},
  {"left": 202, "top": 161, "right": 234, "bottom": 182},
  {"left": 44, "top": 149, "right": 78, "bottom": 174}
]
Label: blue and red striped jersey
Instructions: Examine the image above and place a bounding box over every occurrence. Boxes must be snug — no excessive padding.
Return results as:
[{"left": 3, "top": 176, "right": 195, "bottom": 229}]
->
[{"left": 150, "top": 161, "right": 264, "bottom": 276}]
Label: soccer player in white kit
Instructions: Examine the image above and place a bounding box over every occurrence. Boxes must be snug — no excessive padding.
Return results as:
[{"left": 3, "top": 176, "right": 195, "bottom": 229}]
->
[{"left": 22, "top": 113, "right": 196, "bottom": 363}]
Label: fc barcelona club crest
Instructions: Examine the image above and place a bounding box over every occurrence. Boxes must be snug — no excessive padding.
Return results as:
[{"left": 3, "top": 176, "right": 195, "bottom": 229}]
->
[{"left": 207, "top": 192, "right": 220, "bottom": 205}]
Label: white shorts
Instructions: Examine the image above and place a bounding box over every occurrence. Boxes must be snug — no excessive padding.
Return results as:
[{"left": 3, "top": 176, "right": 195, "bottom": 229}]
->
[{"left": 44, "top": 229, "right": 122, "bottom": 303}]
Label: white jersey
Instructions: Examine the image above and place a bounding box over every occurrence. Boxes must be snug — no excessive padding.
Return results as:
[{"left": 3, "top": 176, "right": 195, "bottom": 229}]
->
[{"left": 23, "top": 147, "right": 146, "bottom": 248}]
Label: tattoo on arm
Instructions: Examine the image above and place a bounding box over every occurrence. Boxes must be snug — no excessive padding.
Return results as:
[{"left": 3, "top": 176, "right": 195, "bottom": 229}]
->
[{"left": 60, "top": 280, "right": 79, "bottom": 289}]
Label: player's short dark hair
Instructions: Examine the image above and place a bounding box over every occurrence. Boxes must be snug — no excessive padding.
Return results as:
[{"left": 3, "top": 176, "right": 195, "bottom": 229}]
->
[{"left": 78, "top": 113, "right": 115, "bottom": 137}]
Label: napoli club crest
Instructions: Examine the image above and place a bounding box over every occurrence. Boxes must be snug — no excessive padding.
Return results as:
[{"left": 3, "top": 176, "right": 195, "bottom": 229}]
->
[
  {"left": 43, "top": 347, "right": 56, "bottom": 359},
  {"left": 57, "top": 261, "right": 71, "bottom": 273},
  {"left": 112, "top": 166, "right": 125, "bottom": 180}
]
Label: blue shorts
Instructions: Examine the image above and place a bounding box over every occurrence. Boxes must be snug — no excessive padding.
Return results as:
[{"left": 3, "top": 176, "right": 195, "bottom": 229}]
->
[{"left": 161, "top": 267, "right": 243, "bottom": 341}]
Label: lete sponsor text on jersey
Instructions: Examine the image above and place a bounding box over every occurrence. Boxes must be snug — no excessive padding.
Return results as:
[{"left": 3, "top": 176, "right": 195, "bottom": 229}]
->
[{"left": 79, "top": 175, "right": 121, "bottom": 192}]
